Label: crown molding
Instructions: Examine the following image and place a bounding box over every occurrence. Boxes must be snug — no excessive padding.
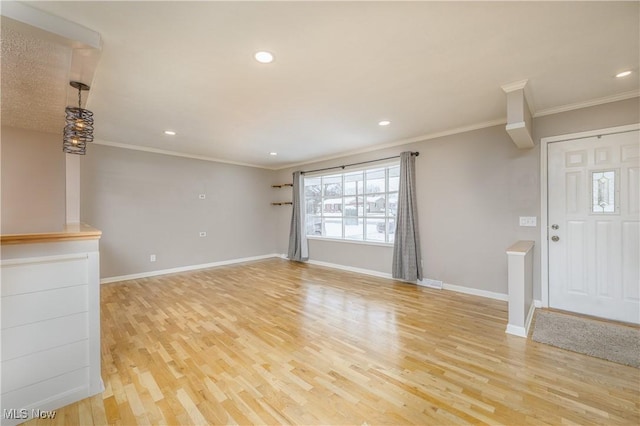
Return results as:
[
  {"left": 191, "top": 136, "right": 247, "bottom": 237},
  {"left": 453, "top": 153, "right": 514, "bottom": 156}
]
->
[
  {"left": 534, "top": 90, "right": 639, "bottom": 117},
  {"left": 275, "top": 118, "right": 507, "bottom": 171},
  {"left": 92, "top": 92, "right": 638, "bottom": 171},
  {"left": 92, "top": 118, "right": 508, "bottom": 171},
  {"left": 92, "top": 140, "right": 267, "bottom": 169}
]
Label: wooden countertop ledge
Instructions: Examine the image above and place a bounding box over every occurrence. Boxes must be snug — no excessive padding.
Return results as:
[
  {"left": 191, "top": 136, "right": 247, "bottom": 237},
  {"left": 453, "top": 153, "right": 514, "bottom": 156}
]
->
[
  {"left": 1, "top": 223, "right": 102, "bottom": 245},
  {"left": 506, "top": 240, "right": 534, "bottom": 255}
]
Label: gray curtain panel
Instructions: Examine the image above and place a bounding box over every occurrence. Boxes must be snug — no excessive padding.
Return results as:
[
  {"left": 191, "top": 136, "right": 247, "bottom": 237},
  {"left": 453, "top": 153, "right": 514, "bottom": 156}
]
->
[
  {"left": 392, "top": 152, "right": 423, "bottom": 281},
  {"left": 288, "top": 171, "right": 309, "bottom": 261}
]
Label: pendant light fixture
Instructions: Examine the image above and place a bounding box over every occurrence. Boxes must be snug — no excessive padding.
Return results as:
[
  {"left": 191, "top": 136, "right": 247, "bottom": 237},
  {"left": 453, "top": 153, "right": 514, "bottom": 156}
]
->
[{"left": 63, "top": 81, "right": 94, "bottom": 155}]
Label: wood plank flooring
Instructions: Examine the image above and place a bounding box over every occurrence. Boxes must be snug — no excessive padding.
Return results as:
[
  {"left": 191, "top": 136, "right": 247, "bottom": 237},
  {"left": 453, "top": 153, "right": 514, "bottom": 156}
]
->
[{"left": 24, "top": 258, "right": 639, "bottom": 425}]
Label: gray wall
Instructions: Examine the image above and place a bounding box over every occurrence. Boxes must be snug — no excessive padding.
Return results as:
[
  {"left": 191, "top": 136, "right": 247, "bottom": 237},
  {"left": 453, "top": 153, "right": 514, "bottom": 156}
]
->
[
  {"left": 81, "top": 144, "right": 277, "bottom": 278},
  {"left": 1, "top": 126, "right": 66, "bottom": 234},
  {"left": 2, "top": 98, "right": 637, "bottom": 290},
  {"left": 276, "top": 97, "right": 640, "bottom": 299},
  {"left": 533, "top": 97, "right": 640, "bottom": 141},
  {"left": 275, "top": 125, "right": 538, "bottom": 296}
]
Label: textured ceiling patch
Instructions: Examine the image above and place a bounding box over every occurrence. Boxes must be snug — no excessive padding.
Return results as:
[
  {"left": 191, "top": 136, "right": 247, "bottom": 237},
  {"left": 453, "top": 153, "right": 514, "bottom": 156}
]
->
[{"left": 1, "top": 19, "right": 72, "bottom": 134}]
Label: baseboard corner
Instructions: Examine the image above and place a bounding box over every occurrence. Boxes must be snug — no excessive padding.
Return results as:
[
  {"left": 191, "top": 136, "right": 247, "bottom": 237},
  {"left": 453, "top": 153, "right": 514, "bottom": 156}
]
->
[{"left": 505, "top": 324, "right": 528, "bottom": 338}]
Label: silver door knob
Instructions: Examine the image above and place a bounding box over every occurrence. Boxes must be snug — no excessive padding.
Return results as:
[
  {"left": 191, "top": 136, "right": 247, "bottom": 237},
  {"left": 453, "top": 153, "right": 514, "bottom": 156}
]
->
[
  {"left": 551, "top": 224, "right": 559, "bottom": 230},
  {"left": 551, "top": 235, "right": 560, "bottom": 242}
]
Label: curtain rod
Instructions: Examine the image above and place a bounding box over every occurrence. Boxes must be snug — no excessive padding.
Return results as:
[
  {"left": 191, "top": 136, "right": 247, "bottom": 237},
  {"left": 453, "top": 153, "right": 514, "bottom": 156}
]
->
[{"left": 300, "top": 151, "right": 419, "bottom": 175}]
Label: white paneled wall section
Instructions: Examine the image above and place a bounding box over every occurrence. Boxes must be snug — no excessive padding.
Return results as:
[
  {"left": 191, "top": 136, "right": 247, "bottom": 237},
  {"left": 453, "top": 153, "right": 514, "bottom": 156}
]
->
[{"left": 0, "top": 225, "right": 102, "bottom": 425}]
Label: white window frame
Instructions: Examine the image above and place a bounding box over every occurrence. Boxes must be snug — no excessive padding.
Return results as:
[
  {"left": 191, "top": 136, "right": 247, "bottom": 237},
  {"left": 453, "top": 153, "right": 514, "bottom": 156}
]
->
[{"left": 303, "top": 160, "right": 400, "bottom": 245}]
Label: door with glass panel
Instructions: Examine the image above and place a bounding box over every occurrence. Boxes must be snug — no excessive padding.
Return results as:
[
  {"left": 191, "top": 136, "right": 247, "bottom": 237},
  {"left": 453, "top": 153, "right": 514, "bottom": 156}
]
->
[{"left": 548, "top": 130, "right": 639, "bottom": 323}]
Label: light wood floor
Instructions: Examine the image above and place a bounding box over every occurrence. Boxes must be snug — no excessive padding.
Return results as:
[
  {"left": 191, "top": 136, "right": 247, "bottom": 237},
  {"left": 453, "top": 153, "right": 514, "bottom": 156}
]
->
[{"left": 25, "top": 258, "right": 639, "bottom": 425}]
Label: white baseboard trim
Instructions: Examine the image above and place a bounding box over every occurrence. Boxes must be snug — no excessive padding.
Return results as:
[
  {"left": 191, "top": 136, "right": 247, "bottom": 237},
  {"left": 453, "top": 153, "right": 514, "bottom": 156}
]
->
[
  {"left": 100, "top": 253, "right": 280, "bottom": 284},
  {"left": 306, "top": 259, "right": 393, "bottom": 280},
  {"left": 534, "top": 299, "right": 542, "bottom": 308},
  {"left": 442, "top": 283, "right": 508, "bottom": 302},
  {"left": 305, "top": 259, "right": 508, "bottom": 302},
  {"left": 505, "top": 324, "right": 527, "bottom": 338},
  {"left": 417, "top": 278, "right": 443, "bottom": 289},
  {"left": 524, "top": 301, "right": 537, "bottom": 336},
  {"left": 102, "top": 254, "right": 512, "bottom": 304},
  {"left": 505, "top": 300, "right": 538, "bottom": 338}
]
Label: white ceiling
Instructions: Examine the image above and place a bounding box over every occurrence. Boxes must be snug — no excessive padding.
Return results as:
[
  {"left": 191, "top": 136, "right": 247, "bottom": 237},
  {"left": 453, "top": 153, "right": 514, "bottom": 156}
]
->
[{"left": 3, "top": 1, "right": 639, "bottom": 169}]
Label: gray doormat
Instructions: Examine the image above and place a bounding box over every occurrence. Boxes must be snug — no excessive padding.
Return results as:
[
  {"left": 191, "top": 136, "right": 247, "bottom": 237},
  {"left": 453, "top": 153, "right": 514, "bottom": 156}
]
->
[{"left": 532, "top": 310, "right": 640, "bottom": 368}]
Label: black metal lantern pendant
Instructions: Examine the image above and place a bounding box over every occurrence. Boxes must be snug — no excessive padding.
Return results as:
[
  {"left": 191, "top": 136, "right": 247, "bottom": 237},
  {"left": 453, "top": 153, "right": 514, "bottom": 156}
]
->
[{"left": 63, "top": 81, "right": 94, "bottom": 155}]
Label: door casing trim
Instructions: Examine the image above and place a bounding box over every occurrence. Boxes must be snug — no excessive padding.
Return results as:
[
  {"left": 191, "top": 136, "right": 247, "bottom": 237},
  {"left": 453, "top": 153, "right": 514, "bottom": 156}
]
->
[{"left": 540, "top": 123, "right": 640, "bottom": 308}]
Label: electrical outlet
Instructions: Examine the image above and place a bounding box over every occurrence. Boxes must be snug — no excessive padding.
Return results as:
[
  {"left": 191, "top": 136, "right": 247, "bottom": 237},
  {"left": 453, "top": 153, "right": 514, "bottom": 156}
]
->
[
  {"left": 199, "top": 194, "right": 206, "bottom": 199},
  {"left": 150, "top": 254, "right": 156, "bottom": 262},
  {"left": 199, "top": 231, "right": 207, "bottom": 237},
  {"left": 519, "top": 216, "right": 537, "bottom": 227}
]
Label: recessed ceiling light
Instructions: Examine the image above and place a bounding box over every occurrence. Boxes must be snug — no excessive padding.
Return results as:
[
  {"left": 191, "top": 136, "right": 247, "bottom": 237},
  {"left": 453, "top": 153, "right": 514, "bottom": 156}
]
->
[
  {"left": 164, "top": 130, "right": 176, "bottom": 135},
  {"left": 270, "top": 152, "right": 278, "bottom": 156},
  {"left": 255, "top": 51, "right": 274, "bottom": 64},
  {"left": 616, "top": 70, "right": 632, "bottom": 78},
  {"left": 378, "top": 120, "right": 391, "bottom": 126}
]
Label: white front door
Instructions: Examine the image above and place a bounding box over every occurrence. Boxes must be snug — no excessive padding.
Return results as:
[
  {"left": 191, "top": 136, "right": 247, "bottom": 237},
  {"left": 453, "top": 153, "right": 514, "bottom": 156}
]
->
[{"left": 548, "top": 130, "right": 640, "bottom": 324}]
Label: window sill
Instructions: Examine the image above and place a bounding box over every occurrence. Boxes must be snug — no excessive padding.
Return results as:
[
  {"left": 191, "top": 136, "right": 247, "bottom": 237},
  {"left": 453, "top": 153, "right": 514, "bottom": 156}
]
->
[{"left": 306, "top": 236, "right": 394, "bottom": 248}]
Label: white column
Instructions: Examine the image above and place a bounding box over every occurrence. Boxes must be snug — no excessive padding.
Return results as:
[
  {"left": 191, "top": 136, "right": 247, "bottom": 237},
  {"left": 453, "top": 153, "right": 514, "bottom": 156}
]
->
[
  {"left": 506, "top": 240, "right": 535, "bottom": 337},
  {"left": 65, "top": 153, "right": 81, "bottom": 224},
  {"left": 501, "top": 80, "right": 534, "bottom": 149}
]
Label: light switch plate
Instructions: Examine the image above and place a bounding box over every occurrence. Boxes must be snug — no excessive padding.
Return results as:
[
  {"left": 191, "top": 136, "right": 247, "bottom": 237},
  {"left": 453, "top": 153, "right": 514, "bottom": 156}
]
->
[{"left": 519, "top": 216, "right": 537, "bottom": 227}]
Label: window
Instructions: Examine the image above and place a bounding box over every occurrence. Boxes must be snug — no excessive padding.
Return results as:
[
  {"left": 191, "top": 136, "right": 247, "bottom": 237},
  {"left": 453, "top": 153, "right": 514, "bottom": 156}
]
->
[
  {"left": 304, "top": 163, "right": 399, "bottom": 244},
  {"left": 591, "top": 169, "right": 618, "bottom": 214}
]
